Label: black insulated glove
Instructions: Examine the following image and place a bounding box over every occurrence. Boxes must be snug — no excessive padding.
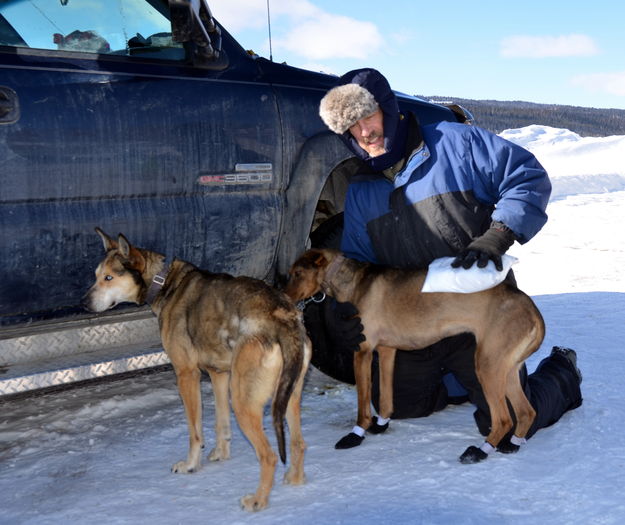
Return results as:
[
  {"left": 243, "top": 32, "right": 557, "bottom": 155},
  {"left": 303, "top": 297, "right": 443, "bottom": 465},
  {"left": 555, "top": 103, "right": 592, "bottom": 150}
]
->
[
  {"left": 323, "top": 298, "right": 366, "bottom": 353},
  {"left": 451, "top": 221, "right": 517, "bottom": 271}
]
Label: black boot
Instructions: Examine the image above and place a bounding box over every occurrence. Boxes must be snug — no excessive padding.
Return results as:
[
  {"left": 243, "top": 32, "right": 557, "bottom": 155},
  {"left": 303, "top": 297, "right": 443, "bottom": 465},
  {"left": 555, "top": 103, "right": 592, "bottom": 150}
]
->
[
  {"left": 549, "top": 346, "right": 582, "bottom": 384},
  {"left": 368, "top": 416, "right": 389, "bottom": 434}
]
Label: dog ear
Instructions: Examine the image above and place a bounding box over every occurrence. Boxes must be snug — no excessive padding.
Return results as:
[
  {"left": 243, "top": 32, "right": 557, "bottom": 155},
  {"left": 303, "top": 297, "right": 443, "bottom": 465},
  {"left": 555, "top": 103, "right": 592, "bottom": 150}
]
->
[
  {"left": 117, "top": 233, "right": 132, "bottom": 258},
  {"left": 95, "top": 227, "right": 117, "bottom": 252},
  {"left": 312, "top": 251, "right": 329, "bottom": 269},
  {"left": 117, "top": 234, "right": 146, "bottom": 273}
]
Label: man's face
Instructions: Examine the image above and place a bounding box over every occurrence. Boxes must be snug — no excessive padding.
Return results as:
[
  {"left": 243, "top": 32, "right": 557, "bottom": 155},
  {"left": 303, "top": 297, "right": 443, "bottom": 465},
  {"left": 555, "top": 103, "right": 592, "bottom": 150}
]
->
[{"left": 348, "top": 108, "right": 385, "bottom": 157}]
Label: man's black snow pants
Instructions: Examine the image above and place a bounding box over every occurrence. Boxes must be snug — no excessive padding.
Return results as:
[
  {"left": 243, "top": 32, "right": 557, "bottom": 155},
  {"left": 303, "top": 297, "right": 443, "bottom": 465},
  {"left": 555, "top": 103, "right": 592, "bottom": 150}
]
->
[{"left": 372, "top": 333, "right": 582, "bottom": 439}]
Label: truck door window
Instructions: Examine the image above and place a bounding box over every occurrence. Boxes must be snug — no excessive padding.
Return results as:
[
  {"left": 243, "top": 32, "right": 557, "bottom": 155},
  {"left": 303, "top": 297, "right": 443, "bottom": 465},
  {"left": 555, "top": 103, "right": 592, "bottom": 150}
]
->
[{"left": 0, "top": 0, "right": 183, "bottom": 60}]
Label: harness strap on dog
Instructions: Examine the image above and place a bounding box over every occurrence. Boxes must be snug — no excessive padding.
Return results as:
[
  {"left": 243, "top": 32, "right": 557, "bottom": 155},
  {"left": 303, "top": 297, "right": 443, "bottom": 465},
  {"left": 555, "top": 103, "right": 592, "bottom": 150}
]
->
[{"left": 145, "top": 257, "right": 171, "bottom": 305}]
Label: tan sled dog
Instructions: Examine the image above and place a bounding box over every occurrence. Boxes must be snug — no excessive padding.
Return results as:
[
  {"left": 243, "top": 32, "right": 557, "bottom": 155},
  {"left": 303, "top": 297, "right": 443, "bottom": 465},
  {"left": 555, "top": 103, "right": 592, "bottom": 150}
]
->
[
  {"left": 284, "top": 248, "right": 545, "bottom": 463},
  {"left": 83, "top": 228, "right": 311, "bottom": 511}
]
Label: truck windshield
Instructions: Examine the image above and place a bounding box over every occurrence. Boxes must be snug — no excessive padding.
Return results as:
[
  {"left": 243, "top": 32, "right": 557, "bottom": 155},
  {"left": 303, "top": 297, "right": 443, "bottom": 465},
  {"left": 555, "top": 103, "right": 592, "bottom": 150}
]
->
[{"left": 0, "top": 0, "right": 173, "bottom": 54}]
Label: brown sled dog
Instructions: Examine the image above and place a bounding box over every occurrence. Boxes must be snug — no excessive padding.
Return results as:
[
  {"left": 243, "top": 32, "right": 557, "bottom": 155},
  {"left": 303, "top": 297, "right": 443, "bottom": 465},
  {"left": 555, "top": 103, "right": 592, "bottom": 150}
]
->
[
  {"left": 284, "top": 248, "right": 545, "bottom": 463},
  {"left": 83, "top": 228, "right": 311, "bottom": 511}
]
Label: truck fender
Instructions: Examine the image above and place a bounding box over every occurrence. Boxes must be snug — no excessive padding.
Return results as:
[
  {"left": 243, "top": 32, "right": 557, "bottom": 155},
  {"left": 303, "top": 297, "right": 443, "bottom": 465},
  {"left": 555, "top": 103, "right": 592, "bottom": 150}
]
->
[{"left": 276, "top": 132, "right": 352, "bottom": 278}]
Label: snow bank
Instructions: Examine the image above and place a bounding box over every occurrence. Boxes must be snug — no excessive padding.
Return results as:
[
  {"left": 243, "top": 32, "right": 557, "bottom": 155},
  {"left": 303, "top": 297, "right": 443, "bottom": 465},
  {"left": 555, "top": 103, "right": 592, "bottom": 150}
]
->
[{"left": 500, "top": 125, "right": 625, "bottom": 199}]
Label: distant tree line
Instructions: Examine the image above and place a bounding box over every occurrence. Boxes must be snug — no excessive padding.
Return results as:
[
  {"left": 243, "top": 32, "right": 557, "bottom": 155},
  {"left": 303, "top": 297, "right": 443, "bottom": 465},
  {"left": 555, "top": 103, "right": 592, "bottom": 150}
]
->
[{"left": 424, "top": 96, "right": 625, "bottom": 137}]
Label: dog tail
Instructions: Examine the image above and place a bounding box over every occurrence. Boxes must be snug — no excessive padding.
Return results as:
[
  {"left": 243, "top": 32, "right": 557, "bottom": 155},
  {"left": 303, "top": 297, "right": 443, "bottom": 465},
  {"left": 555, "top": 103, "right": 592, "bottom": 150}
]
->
[{"left": 272, "top": 320, "right": 306, "bottom": 464}]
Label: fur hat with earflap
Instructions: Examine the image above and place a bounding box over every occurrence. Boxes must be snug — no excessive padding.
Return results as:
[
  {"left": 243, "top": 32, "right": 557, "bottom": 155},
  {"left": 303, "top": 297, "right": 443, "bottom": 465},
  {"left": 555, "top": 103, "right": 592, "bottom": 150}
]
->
[
  {"left": 318, "top": 68, "right": 409, "bottom": 170},
  {"left": 319, "top": 83, "right": 379, "bottom": 134}
]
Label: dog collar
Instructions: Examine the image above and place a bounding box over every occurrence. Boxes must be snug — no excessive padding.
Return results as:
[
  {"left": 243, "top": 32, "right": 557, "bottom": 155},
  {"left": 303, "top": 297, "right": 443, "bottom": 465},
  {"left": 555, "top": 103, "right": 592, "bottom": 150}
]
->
[
  {"left": 324, "top": 254, "right": 345, "bottom": 285},
  {"left": 145, "top": 257, "right": 171, "bottom": 305}
]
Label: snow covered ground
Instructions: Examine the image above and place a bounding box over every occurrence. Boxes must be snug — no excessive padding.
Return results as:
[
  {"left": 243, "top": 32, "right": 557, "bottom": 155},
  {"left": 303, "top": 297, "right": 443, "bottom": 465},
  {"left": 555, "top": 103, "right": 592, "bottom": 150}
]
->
[{"left": 1, "top": 126, "right": 624, "bottom": 525}]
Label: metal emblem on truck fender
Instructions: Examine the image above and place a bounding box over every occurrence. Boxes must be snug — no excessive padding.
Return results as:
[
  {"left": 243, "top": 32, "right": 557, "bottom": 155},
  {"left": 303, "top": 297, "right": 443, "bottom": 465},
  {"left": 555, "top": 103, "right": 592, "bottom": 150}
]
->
[{"left": 197, "top": 163, "right": 273, "bottom": 185}]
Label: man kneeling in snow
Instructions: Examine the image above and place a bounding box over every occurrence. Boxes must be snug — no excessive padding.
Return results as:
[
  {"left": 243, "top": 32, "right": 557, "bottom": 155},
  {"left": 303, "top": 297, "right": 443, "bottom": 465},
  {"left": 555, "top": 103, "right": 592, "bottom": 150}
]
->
[{"left": 304, "top": 67, "right": 582, "bottom": 454}]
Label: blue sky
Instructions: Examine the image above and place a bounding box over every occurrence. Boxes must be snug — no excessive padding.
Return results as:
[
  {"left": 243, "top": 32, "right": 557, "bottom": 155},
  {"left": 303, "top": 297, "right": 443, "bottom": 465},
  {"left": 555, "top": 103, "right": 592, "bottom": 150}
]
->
[{"left": 210, "top": 0, "right": 625, "bottom": 110}]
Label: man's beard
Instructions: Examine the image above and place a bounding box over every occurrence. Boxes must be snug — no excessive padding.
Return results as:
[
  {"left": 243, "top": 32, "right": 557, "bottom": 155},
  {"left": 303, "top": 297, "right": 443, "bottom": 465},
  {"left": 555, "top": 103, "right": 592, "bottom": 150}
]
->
[{"left": 364, "top": 134, "right": 386, "bottom": 156}]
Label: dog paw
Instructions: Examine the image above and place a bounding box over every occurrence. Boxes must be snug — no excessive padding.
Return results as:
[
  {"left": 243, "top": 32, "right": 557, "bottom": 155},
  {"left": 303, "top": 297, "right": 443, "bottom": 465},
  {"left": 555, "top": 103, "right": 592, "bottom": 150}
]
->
[
  {"left": 283, "top": 468, "right": 306, "bottom": 485},
  {"left": 335, "top": 432, "right": 365, "bottom": 449},
  {"left": 459, "top": 446, "right": 489, "bottom": 464},
  {"left": 171, "top": 460, "right": 198, "bottom": 473},
  {"left": 497, "top": 440, "right": 521, "bottom": 454},
  {"left": 368, "top": 416, "right": 389, "bottom": 434},
  {"left": 207, "top": 444, "right": 230, "bottom": 462},
  {"left": 240, "top": 493, "right": 268, "bottom": 512}
]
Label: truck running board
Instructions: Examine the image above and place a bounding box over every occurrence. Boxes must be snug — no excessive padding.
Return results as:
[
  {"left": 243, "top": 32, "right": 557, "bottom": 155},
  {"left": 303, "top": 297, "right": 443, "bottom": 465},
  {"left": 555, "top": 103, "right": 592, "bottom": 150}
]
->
[{"left": 0, "top": 312, "right": 168, "bottom": 396}]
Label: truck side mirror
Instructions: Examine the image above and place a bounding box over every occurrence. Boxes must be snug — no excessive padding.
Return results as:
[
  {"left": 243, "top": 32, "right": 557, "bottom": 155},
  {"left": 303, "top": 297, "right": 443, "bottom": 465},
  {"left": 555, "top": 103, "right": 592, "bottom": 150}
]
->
[{"left": 169, "top": 0, "right": 222, "bottom": 64}]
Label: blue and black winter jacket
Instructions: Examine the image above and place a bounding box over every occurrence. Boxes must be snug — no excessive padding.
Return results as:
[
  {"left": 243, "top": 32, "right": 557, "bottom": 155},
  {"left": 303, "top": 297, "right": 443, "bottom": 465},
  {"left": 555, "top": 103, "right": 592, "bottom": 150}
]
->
[{"left": 340, "top": 113, "right": 552, "bottom": 269}]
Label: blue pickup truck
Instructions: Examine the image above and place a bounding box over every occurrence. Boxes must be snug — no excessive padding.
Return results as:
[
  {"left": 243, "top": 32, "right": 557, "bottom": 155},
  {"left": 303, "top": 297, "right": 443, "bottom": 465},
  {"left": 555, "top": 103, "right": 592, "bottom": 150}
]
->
[{"left": 0, "top": 0, "right": 471, "bottom": 395}]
